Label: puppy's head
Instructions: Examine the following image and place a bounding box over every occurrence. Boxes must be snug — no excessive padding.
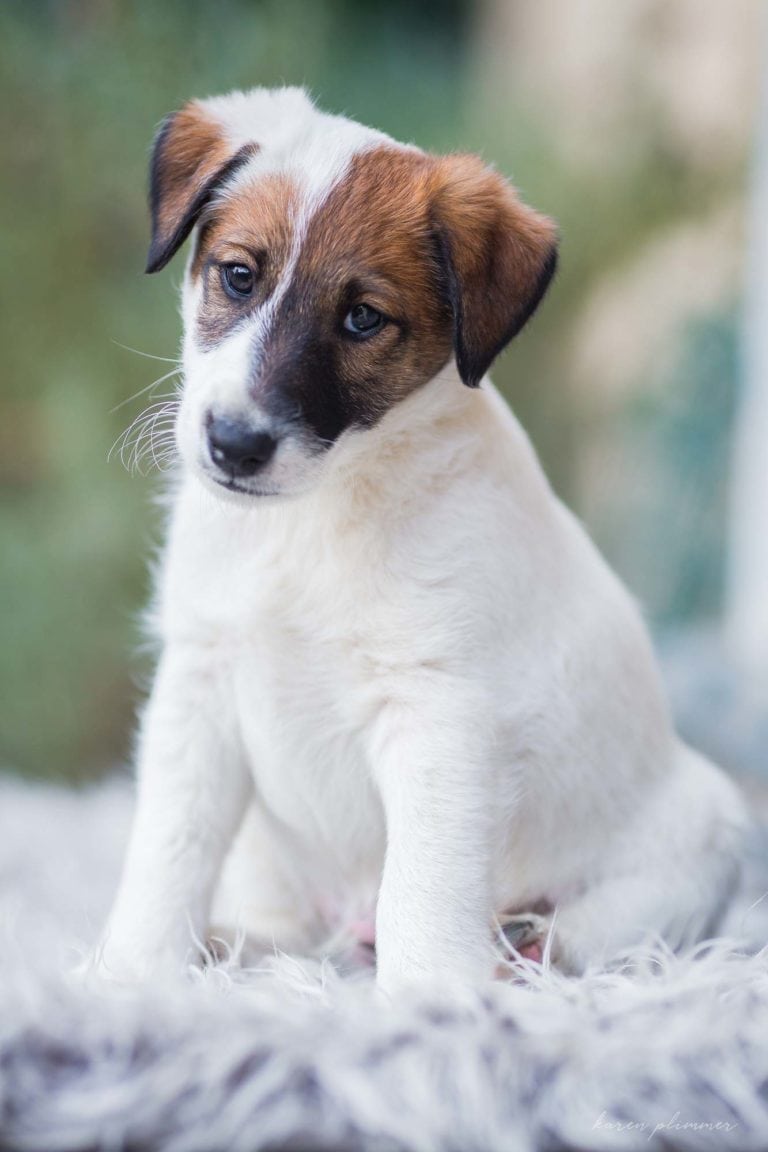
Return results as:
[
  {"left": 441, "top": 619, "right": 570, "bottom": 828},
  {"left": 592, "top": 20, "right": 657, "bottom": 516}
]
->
[{"left": 147, "top": 87, "right": 557, "bottom": 498}]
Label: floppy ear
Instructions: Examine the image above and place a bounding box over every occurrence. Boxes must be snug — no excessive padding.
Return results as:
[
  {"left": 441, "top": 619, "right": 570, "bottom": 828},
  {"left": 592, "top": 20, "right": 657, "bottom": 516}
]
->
[
  {"left": 145, "top": 101, "right": 258, "bottom": 274},
  {"left": 431, "top": 155, "right": 558, "bottom": 387}
]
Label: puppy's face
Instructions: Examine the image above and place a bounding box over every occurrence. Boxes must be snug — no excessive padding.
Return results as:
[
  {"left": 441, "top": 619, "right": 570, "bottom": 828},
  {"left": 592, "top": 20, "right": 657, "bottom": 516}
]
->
[{"left": 146, "top": 89, "right": 557, "bottom": 499}]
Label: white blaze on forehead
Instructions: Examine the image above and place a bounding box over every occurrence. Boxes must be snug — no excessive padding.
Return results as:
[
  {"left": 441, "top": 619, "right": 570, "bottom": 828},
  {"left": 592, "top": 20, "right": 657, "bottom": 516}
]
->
[{"left": 199, "top": 86, "right": 401, "bottom": 208}]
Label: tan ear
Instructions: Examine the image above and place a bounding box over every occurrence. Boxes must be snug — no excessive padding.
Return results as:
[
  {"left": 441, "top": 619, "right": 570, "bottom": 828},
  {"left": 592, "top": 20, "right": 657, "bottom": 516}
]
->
[
  {"left": 430, "top": 155, "right": 558, "bottom": 387},
  {"left": 145, "top": 102, "right": 258, "bottom": 274}
]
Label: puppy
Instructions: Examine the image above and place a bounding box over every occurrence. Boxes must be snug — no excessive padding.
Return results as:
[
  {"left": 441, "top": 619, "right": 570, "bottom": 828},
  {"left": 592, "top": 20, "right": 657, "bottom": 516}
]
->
[{"left": 101, "top": 87, "right": 747, "bottom": 992}]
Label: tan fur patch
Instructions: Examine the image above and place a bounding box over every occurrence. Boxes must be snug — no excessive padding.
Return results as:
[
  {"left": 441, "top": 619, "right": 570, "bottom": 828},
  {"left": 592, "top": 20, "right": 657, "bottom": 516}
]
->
[
  {"left": 282, "top": 146, "right": 455, "bottom": 423},
  {"left": 265, "top": 143, "right": 557, "bottom": 427},
  {"left": 194, "top": 174, "right": 301, "bottom": 346}
]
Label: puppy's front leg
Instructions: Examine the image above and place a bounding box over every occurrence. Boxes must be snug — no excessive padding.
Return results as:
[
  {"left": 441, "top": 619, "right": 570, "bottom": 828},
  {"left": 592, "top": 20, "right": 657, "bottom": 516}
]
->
[
  {"left": 99, "top": 646, "right": 250, "bottom": 979},
  {"left": 370, "top": 701, "right": 494, "bottom": 994}
]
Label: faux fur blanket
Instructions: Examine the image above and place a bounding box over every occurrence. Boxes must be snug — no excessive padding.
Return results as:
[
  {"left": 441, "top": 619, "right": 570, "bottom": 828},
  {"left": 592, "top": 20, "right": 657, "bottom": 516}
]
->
[{"left": 1, "top": 774, "right": 768, "bottom": 1152}]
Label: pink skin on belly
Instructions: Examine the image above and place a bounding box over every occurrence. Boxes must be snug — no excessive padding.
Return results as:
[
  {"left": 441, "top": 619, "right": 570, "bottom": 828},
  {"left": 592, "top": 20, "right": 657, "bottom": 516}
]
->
[
  {"left": 349, "top": 916, "right": 377, "bottom": 949},
  {"left": 515, "top": 940, "right": 543, "bottom": 963}
]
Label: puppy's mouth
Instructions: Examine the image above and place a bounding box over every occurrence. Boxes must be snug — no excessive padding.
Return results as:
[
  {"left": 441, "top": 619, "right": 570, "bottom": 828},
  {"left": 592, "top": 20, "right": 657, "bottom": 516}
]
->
[
  {"left": 191, "top": 417, "right": 330, "bottom": 501},
  {"left": 211, "top": 472, "right": 281, "bottom": 498},
  {"left": 196, "top": 456, "right": 283, "bottom": 498}
]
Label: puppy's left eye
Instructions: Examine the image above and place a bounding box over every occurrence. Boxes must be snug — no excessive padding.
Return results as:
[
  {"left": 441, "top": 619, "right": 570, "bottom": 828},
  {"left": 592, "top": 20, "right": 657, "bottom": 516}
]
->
[
  {"left": 221, "top": 263, "right": 255, "bottom": 298},
  {"left": 343, "top": 304, "right": 385, "bottom": 337}
]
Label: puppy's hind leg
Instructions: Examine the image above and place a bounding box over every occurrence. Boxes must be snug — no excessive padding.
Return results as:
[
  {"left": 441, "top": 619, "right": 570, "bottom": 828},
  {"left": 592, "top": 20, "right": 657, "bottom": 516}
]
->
[{"left": 548, "top": 748, "right": 748, "bottom": 973}]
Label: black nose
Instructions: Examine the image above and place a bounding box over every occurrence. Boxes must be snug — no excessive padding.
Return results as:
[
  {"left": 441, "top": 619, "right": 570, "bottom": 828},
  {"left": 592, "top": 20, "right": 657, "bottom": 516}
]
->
[{"left": 207, "top": 417, "right": 277, "bottom": 477}]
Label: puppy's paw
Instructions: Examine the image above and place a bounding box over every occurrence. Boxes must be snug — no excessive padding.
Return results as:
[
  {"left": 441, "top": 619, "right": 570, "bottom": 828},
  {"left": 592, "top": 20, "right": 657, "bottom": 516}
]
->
[
  {"left": 70, "top": 944, "right": 142, "bottom": 987},
  {"left": 79, "top": 934, "right": 196, "bottom": 985}
]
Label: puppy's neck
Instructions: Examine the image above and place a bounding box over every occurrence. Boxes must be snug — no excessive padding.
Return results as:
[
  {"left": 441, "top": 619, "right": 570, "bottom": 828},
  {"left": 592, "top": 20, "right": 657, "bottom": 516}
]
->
[{"left": 324, "top": 360, "right": 481, "bottom": 500}]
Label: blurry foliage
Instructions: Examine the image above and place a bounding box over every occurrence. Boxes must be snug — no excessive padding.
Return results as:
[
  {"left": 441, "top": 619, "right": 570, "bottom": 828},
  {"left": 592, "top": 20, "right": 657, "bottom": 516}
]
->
[
  {"left": 612, "top": 310, "right": 740, "bottom": 625},
  {"left": 0, "top": 0, "right": 746, "bottom": 779}
]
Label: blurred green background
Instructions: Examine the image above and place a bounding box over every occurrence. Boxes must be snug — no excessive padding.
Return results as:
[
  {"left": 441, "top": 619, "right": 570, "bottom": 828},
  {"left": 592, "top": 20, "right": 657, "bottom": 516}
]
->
[{"left": 0, "top": 0, "right": 760, "bottom": 780}]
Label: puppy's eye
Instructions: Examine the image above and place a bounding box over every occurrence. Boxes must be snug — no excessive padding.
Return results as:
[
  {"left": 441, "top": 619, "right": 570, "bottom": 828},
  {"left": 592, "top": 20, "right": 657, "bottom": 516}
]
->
[
  {"left": 343, "top": 303, "right": 385, "bottom": 337},
  {"left": 221, "top": 263, "right": 255, "bottom": 299}
]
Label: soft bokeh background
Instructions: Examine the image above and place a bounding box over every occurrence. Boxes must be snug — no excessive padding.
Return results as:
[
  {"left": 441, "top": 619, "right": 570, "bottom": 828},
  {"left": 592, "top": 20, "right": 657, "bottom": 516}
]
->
[{"left": 1, "top": 0, "right": 766, "bottom": 782}]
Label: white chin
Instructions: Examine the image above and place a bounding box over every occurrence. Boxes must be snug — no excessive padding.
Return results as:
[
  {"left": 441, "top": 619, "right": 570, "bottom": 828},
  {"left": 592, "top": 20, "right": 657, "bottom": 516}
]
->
[
  {"left": 194, "top": 468, "right": 283, "bottom": 504},
  {"left": 184, "top": 437, "right": 329, "bottom": 503}
]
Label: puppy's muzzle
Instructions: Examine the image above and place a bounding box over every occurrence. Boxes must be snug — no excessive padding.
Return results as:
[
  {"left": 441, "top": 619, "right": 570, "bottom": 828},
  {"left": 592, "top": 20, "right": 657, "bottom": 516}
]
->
[{"left": 206, "top": 414, "right": 278, "bottom": 479}]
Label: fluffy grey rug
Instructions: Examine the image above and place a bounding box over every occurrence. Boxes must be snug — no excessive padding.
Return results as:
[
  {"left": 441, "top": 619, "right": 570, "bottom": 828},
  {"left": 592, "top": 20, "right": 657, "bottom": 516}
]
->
[{"left": 2, "top": 775, "right": 768, "bottom": 1152}]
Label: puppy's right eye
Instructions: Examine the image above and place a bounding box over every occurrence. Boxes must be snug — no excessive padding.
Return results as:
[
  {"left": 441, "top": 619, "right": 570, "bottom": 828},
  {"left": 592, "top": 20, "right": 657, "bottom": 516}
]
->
[{"left": 221, "top": 263, "right": 255, "bottom": 299}]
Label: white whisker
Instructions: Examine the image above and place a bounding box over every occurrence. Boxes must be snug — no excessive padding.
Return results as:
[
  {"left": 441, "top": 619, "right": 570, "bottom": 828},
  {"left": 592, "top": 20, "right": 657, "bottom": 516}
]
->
[
  {"left": 111, "top": 340, "right": 181, "bottom": 365},
  {"left": 111, "top": 368, "right": 183, "bottom": 414},
  {"left": 110, "top": 396, "right": 181, "bottom": 476}
]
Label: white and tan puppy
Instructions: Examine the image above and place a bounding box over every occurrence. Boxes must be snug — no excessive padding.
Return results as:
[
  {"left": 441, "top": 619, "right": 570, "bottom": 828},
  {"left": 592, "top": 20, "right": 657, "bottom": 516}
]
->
[{"left": 102, "top": 87, "right": 747, "bottom": 992}]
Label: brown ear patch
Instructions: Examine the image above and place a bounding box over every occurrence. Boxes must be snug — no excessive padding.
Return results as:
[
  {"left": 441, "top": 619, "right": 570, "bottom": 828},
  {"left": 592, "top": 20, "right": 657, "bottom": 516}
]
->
[
  {"left": 430, "top": 155, "right": 558, "bottom": 386},
  {"left": 146, "top": 102, "right": 259, "bottom": 274}
]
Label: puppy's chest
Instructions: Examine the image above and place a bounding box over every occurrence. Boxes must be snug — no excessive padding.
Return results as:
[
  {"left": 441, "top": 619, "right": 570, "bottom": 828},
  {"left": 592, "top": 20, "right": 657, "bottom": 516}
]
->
[
  {"left": 179, "top": 523, "right": 388, "bottom": 854},
  {"left": 232, "top": 603, "right": 380, "bottom": 841}
]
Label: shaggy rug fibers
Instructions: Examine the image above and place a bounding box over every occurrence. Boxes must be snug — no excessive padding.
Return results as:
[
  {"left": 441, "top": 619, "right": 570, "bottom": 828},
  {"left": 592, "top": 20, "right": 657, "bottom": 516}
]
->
[{"left": 1, "top": 775, "right": 768, "bottom": 1152}]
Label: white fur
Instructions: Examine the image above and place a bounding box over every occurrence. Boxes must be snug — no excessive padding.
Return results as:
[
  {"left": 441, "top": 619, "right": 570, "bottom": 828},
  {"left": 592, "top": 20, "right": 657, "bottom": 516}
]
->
[{"left": 102, "top": 89, "right": 748, "bottom": 993}]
